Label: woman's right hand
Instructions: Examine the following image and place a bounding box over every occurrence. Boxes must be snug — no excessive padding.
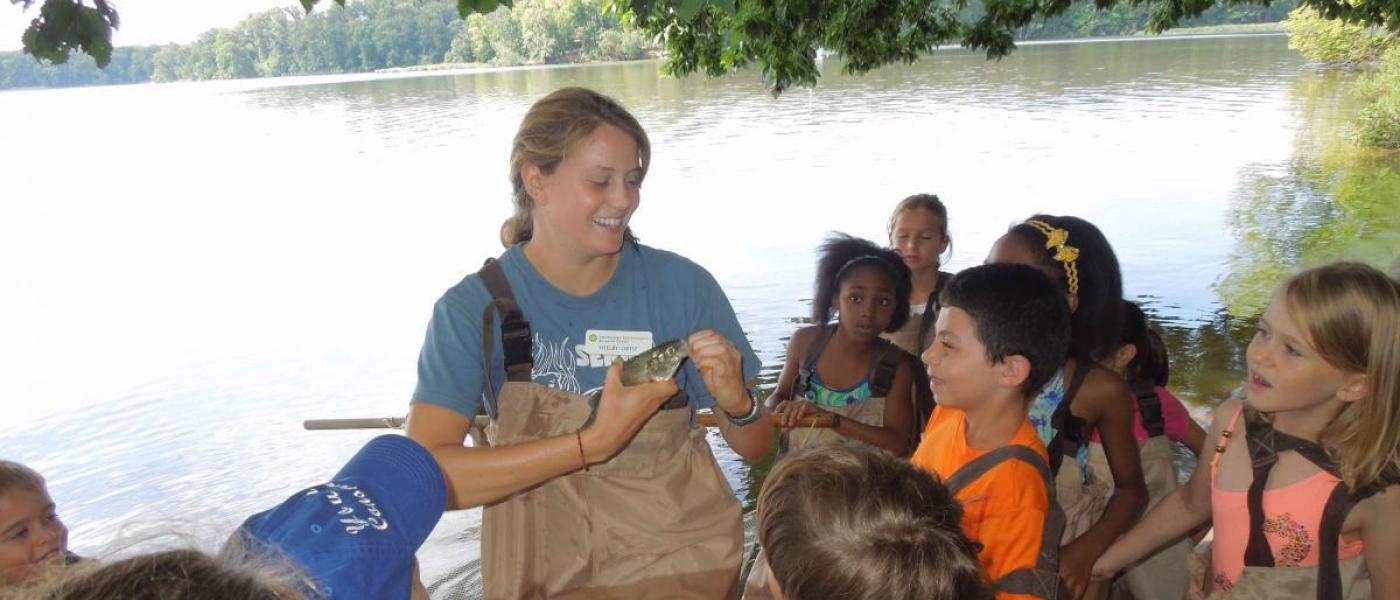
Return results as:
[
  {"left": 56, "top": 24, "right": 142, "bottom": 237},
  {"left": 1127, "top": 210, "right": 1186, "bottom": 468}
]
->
[
  {"left": 580, "top": 359, "right": 678, "bottom": 465},
  {"left": 771, "top": 398, "right": 820, "bottom": 429}
]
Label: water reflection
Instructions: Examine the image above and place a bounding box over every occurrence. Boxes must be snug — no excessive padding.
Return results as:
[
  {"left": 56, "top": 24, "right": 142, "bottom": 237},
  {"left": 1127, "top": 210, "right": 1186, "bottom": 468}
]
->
[{"left": 1168, "top": 64, "right": 1400, "bottom": 414}]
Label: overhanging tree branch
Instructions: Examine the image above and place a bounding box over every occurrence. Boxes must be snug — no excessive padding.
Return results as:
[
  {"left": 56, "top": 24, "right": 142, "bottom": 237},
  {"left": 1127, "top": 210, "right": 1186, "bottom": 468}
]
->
[{"left": 14, "top": 0, "right": 1400, "bottom": 92}]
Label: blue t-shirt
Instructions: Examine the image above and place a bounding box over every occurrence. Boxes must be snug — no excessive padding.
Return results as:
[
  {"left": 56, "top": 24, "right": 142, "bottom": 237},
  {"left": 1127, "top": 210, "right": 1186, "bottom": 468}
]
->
[{"left": 412, "top": 243, "right": 760, "bottom": 419}]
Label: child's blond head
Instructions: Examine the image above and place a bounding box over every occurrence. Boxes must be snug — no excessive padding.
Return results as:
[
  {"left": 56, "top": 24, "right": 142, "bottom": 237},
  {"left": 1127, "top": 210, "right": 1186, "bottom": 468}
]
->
[
  {"left": 5, "top": 546, "right": 310, "bottom": 600},
  {"left": 757, "top": 442, "right": 992, "bottom": 600},
  {"left": 1283, "top": 262, "right": 1400, "bottom": 491},
  {"left": 0, "top": 462, "right": 44, "bottom": 498}
]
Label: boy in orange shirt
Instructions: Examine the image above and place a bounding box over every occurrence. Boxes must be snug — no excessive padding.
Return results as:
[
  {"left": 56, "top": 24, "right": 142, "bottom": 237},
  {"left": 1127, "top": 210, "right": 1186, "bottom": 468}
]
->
[{"left": 911, "top": 263, "right": 1071, "bottom": 600}]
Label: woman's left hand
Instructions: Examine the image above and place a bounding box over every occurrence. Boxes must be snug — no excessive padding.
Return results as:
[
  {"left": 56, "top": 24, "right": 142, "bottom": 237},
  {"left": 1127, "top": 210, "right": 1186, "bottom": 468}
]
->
[{"left": 688, "top": 329, "right": 751, "bottom": 416}]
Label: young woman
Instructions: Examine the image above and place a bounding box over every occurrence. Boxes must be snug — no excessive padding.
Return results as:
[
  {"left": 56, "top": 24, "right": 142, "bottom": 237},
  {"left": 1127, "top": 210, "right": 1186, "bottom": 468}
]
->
[{"left": 405, "top": 88, "right": 773, "bottom": 598}]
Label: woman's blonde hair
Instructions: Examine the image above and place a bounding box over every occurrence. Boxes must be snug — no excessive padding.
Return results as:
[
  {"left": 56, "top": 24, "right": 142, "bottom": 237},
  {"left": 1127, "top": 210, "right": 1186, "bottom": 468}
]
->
[
  {"left": 501, "top": 87, "right": 650, "bottom": 247},
  {"left": 1283, "top": 261, "right": 1400, "bottom": 492},
  {"left": 756, "top": 442, "right": 991, "bottom": 600}
]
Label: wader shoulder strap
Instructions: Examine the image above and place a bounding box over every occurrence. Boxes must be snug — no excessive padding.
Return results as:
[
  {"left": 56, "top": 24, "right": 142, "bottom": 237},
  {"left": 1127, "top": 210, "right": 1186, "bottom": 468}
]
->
[
  {"left": 868, "top": 339, "right": 904, "bottom": 398},
  {"left": 1134, "top": 385, "right": 1166, "bottom": 438},
  {"left": 793, "top": 325, "right": 837, "bottom": 398},
  {"left": 914, "top": 271, "right": 953, "bottom": 352},
  {"left": 1240, "top": 410, "right": 1394, "bottom": 600},
  {"left": 947, "top": 445, "right": 1063, "bottom": 600},
  {"left": 1048, "top": 362, "right": 1092, "bottom": 475},
  {"left": 478, "top": 258, "right": 534, "bottom": 420},
  {"left": 1314, "top": 464, "right": 1400, "bottom": 600}
]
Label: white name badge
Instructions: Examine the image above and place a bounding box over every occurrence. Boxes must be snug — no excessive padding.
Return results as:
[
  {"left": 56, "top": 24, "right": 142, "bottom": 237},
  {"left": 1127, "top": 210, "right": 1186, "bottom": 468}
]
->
[{"left": 583, "top": 330, "right": 654, "bottom": 358}]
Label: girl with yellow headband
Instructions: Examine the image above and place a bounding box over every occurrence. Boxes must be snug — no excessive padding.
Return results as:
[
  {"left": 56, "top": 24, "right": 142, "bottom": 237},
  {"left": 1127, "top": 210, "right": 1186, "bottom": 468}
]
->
[{"left": 987, "top": 214, "right": 1148, "bottom": 600}]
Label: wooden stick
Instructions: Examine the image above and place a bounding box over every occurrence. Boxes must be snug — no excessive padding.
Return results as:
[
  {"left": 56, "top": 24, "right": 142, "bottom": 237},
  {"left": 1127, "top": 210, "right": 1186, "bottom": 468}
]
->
[
  {"left": 303, "top": 412, "right": 838, "bottom": 431},
  {"left": 303, "top": 417, "right": 406, "bottom": 430},
  {"left": 694, "top": 412, "right": 836, "bottom": 428}
]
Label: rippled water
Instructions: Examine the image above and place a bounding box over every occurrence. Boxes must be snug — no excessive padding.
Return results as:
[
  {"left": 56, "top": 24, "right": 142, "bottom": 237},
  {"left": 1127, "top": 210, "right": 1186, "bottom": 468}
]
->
[{"left": 2, "top": 33, "right": 1397, "bottom": 597}]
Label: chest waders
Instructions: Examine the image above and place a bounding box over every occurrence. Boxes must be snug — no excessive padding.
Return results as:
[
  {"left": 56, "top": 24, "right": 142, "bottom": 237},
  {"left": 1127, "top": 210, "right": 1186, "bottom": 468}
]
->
[
  {"left": 1045, "top": 364, "right": 1114, "bottom": 548},
  {"left": 885, "top": 270, "right": 951, "bottom": 434},
  {"left": 1187, "top": 409, "right": 1400, "bottom": 600},
  {"left": 948, "top": 445, "right": 1066, "bottom": 599},
  {"left": 475, "top": 259, "right": 743, "bottom": 599},
  {"left": 1087, "top": 384, "right": 1185, "bottom": 600},
  {"left": 780, "top": 324, "right": 905, "bottom": 452}
]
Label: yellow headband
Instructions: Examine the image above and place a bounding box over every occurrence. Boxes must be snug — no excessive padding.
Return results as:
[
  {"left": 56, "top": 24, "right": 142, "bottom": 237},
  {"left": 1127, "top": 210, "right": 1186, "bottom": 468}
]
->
[{"left": 1025, "top": 219, "right": 1080, "bottom": 297}]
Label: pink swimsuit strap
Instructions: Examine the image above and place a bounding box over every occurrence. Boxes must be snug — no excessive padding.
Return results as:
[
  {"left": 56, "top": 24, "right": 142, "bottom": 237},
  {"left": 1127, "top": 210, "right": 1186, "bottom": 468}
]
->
[{"left": 1209, "top": 405, "right": 1246, "bottom": 477}]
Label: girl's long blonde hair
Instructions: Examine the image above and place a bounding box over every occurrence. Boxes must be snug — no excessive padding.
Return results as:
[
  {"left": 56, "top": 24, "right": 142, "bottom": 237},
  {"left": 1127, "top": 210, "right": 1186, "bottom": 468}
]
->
[{"left": 1284, "top": 261, "right": 1400, "bottom": 492}]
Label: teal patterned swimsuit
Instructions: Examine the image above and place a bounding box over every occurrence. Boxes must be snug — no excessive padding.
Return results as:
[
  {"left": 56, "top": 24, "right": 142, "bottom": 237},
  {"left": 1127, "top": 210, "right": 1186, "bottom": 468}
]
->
[
  {"left": 804, "top": 371, "right": 874, "bottom": 408},
  {"left": 1029, "top": 368, "right": 1066, "bottom": 443},
  {"left": 1030, "top": 367, "right": 1091, "bottom": 483}
]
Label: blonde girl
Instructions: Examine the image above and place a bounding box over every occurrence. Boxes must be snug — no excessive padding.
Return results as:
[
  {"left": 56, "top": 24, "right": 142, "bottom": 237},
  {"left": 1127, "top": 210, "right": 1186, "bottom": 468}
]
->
[
  {"left": 1094, "top": 262, "right": 1400, "bottom": 599},
  {"left": 885, "top": 194, "right": 953, "bottom": 437}
]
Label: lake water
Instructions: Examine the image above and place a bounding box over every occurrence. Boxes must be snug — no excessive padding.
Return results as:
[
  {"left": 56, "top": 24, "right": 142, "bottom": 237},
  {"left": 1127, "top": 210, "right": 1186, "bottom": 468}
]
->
[{"left": 2, "top": 33, "right": 1397, "bottom": 598}]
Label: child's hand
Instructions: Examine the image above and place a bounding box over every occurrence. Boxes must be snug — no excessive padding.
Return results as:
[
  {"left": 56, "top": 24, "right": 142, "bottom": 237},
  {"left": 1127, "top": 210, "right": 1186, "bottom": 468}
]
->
[
  {"left": 772, "top": 399, "right": 820, "bottom": 429},
  {"left": 1089, "top": 555, "right": 1117, "bottom": 582},
  {"left": 1057, "top": 538, "right": 1100, "bottom": 600}
]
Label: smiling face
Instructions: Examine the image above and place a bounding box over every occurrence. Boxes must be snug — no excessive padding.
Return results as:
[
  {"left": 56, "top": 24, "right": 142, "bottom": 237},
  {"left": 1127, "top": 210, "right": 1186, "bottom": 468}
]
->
[
  {"left": 1245, "top": 292, "right": 1361, "bottom": 415},
  {"left": 526, "top": 123, "right": 643, "bottom": 259},
  {"left": 0, "top": 487, "right": 68, "bottom": 584},
  {"left": 922, "top": 306, "right": 1004, "bottom": 410},
  {"left": 890, "top": 208, "right": 948, "bottom": 275},
  {"left": 834, "top": 265, "right": 898, "bottom": 342}
]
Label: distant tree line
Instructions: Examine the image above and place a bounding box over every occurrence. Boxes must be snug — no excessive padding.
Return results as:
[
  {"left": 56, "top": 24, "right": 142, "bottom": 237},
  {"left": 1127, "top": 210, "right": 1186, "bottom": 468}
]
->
[
  {"left": 1022, "top": 0, "right": 1295, "bottom": 40},
  {"left": 1, "top": 0, "right": 650, "bottom": 89},
  {"left": 0, "top": 0, "right": 1291, "bottom": 90}
]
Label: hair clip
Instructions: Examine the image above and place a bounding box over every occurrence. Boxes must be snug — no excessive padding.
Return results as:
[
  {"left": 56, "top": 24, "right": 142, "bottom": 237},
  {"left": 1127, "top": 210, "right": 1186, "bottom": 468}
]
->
[{"left": 1025, "top": 219, "right": 1080, "bottom": 297}]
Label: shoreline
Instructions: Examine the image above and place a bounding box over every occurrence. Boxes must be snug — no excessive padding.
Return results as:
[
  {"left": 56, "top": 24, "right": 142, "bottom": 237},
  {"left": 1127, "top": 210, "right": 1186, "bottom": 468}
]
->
[{"left": 1, "top": 28, "right": 1290, "bottom": 94}]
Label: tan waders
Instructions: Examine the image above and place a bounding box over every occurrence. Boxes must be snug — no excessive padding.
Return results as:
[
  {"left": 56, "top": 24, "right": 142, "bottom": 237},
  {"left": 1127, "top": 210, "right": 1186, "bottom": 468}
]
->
[
  {"left": 1186, "top": 408, "right": 1399, "bottom": 600},
  {"left": 476, "top": 259, "right": 742, "bottom": 599}
]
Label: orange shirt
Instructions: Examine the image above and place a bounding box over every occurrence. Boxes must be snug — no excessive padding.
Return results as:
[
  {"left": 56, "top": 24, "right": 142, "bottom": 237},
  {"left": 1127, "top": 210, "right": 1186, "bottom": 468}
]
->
[{"left": 911, "top": 406, "right": 1051, "bottom": 600}]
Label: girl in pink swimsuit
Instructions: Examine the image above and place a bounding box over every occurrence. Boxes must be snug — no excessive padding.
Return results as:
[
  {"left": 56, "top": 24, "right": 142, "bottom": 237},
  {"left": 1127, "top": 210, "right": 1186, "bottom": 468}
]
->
[{"left": 1093, "top": 262, "right": 1400, "bottom": 599}]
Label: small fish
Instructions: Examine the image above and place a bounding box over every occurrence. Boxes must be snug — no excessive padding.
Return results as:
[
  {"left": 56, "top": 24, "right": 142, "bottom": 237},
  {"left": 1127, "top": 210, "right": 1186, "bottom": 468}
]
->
[{"left": 581, "top": 339, "right": 690, "bottom": 428}]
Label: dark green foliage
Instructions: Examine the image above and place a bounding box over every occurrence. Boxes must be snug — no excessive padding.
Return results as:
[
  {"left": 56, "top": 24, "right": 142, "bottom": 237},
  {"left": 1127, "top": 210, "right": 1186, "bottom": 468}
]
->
[
  {"left": 12, "top": 0, "right": 118, "bottom": 66},
  {"left": 1023, "top": 0, "right": 1295, "bottom": 40},
  {"left": 606, "top": 0, "right": 1381, "bottom": 92}
]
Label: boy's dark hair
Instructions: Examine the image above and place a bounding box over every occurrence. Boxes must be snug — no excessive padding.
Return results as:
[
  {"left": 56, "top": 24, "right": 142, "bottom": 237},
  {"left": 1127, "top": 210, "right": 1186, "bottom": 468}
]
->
[
  {"left": 0, "top": 460, "right": 45, "bottom": 497},
  {"left": 1006, "top": 214, "right": 1123, "bottom": 363},
  {"left": 1120, "top": 301, "right": 1170, "bottom": 388},
  {"left": 758, "top": 441, "right": 992, "bottom": 600},
  {"left": 939, "top": 263, "right": 1071, "bottom": 396},
  {"left": 812, "top": 233, "right": 912, "bottom": 332}
]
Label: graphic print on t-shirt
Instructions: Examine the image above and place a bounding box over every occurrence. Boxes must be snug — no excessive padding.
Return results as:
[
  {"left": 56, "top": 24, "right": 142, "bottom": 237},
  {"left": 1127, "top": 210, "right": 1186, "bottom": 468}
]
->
[
  {"left": 532, "top": 333, "right": 581, "bottom": 393},
  {"left": 530, "top": 330, "right": 657, "bottom": 395}
]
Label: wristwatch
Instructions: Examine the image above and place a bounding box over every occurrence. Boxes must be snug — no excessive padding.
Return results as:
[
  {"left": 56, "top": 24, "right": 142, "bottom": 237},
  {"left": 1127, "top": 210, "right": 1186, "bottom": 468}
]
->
[{"left": 723, "top": 388, "right": 763, "bottom": 427}]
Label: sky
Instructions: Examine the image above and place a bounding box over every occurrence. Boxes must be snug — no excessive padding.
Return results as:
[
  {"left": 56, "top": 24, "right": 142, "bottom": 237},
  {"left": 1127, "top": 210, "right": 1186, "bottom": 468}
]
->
[{"left": 1, "top": 0, "right": 304, "bottom": 51}]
